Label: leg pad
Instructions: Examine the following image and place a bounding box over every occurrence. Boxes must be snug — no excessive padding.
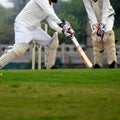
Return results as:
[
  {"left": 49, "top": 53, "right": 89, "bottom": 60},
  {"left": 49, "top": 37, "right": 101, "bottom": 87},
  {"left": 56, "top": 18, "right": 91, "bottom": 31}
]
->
[
  {"left": 46, "top": 32, "right": 59, "bottom": 69},
  {"left": 0, "top": 43, "right": 29, "bottom": 68}
]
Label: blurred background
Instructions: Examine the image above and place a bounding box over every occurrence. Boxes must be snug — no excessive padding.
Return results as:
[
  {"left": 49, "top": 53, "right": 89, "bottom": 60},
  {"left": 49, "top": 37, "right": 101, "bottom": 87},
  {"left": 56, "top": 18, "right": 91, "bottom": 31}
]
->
[{"left": 0, "top": 0, "right": 120, "bottom": 69}]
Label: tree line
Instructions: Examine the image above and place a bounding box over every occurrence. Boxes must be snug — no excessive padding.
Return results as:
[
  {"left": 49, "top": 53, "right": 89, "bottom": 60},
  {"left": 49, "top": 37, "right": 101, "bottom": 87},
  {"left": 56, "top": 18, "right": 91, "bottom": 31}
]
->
[{"left": 0, "top": 0, "right": 120, "bottom": 44}]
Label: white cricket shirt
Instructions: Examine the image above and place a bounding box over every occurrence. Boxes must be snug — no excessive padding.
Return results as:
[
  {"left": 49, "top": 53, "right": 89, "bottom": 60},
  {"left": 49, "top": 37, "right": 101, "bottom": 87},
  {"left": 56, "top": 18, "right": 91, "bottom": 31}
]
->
[
  {"left": 15, "top": 0, "right": 62, "bottom": 33},
  {"left": 83, "top": 0, "right": 115, "bottom": 26}
]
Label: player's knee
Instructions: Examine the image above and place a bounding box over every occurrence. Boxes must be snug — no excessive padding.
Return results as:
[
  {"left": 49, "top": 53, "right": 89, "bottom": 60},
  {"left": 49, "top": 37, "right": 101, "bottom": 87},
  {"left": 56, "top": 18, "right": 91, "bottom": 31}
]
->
[
  {"left": 105, "top": 30, "right": 115, "bottom": 43},
  {"left": 12, "top": 43, "right": 29, "bottom": 56}
]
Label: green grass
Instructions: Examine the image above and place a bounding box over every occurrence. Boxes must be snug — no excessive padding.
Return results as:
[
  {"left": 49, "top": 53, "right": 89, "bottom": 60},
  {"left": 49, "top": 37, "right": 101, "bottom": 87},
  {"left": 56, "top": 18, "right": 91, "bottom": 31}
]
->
[{"left": 0, "top": 69, "right": 120, "bottom": 120}]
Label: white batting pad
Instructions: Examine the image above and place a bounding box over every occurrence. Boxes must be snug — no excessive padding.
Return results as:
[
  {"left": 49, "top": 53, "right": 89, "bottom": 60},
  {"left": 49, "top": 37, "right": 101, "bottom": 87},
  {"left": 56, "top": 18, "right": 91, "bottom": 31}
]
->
[
  {"left": 0, "top": 43, "right": 29, "bottom": 69},
  {"left": 46, "top": 32, "right": 59, "bottom": 69}
]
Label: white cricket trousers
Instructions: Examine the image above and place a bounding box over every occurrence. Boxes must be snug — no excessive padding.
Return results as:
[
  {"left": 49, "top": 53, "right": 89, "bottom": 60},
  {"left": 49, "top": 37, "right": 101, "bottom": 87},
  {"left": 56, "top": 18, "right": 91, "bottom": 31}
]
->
[{"left": 14, "top": 22, "right": 52, "bottom": 45}]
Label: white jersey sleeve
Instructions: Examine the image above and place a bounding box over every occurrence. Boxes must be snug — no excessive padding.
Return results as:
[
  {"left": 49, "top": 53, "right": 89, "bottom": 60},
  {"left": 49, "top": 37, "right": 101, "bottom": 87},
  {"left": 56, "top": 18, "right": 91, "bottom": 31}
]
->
[
  {"left": 35, "top": 0, "right": 53, "bottom": 15},
  {"left": 101, "top": 0, "right": 113, "bottom": 25},
  {"left": 46, "top": 17, "right": 62, "bottom": 33},
  {"left": 15, "top": 0, "right": 62, "bottom": 32},
  {"left": 35, "top": 0, "right": 62, "bottom": 32},
  {"left": 83, "top": 0, "right": 98, "bottom": 25},
  {"left": 83, "top": 0, "right": 115, "bottom": 26}
]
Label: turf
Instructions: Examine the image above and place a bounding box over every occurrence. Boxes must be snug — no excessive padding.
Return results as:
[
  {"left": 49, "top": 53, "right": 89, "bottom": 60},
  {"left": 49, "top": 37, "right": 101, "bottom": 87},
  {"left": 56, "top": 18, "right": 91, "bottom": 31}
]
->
[{"left": 0, "top": 69, "right": 120, "bottom": 120}]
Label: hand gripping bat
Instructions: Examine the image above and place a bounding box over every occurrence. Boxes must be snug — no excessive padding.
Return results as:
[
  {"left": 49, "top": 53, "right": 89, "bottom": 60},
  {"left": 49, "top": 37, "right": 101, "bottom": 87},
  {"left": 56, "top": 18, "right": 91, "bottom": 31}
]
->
[{"left": 61, "top": 20, "right": 93, "bottom": 68}]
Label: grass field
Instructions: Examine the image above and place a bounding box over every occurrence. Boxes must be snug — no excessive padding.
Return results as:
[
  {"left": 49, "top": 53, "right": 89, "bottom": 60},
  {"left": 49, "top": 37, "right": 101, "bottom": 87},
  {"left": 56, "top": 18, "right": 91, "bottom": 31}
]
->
[{"left": 0, "top": 69, "right": 120, "bottom": 120}]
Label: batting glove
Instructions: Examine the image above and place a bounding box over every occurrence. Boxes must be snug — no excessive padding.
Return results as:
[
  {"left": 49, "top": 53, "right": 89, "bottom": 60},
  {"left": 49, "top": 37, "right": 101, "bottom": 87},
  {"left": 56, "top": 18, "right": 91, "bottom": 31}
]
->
[
  {"left": 91, "top": 23, "right": 99, "bottom": 34},
  {"left": 97, "top": 23, "right": 106, "bottom": 40},
  {"left": 60, "top": 19, "right": 74, "bottom": 37}
]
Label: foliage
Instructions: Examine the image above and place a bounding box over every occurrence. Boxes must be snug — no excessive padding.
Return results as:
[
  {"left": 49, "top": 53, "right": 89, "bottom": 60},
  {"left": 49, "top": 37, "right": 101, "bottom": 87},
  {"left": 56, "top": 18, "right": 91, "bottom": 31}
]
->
[
  {"left": 0, "top": 0, "right": 29, "bottom": 44},
  {"left": 111, "top": 0, "right": 120, "bottom": 42},
  {"left": 9, "top": 0, "right": 29, "bottom": 13},
  {"left": 55, "top": 0, "right": 120, "bottom": 43},
  {"left": 0, "top": 0, "right": 120, "bottom": 44},
  {"left": 111, "top": 0, "right": 120, "bottom": 28},
  {"left": 0, "top": 7, "right": 14, "bottom": 44},
  {"left": 55, "top": 0, "right": 87, "bottom": 44}
]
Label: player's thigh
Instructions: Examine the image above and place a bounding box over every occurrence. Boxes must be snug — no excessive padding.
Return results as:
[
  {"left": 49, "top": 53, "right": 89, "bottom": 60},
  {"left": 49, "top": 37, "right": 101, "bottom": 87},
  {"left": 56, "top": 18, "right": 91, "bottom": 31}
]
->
[
  {"left": 93, "top": 41, "right": 104, "bottom": 51},
  {"left": 14, "top": 23, "right": 33, "bottom": 44},
  {"left": 33, "top": 28, "right": 52, "bottom": 45}
]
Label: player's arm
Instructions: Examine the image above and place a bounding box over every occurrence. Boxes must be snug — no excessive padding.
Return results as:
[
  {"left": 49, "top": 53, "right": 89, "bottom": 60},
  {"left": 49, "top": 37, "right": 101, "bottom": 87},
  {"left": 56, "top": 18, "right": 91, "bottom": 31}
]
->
[
  {"left": 35, "top": 0, "right": 61, "bottom": 23},
  {"left": 101, "top": 0, "right": 109, "bottom": 25},
  {"left": 96, "top": 1, "right": 110, "bottom": 41},
  {"left": 47, "top": 18, "right": 75, "bottom": 37},
  {"left": 82, "top": 0, "right": 98, "bottom": 25},
  {"left": 46, "top": 17, "right": 63, "bottom": 33}
]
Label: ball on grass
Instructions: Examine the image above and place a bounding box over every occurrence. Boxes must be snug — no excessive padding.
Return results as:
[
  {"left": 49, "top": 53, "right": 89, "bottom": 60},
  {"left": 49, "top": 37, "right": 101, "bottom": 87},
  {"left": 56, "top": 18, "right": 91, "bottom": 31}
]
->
[{"left": 0, "top": 73, "right": 3, "bottom": 76}]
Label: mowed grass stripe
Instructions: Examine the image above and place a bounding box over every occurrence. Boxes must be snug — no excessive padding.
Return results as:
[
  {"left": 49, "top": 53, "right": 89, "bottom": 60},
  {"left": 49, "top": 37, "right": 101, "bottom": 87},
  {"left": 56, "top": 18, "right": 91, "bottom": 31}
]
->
[
  {"left": 0, "top": 69, "right": 120, "bottom": 120},
  {"left": 0, "top": 69, "right": 120, "bottom": 84}
]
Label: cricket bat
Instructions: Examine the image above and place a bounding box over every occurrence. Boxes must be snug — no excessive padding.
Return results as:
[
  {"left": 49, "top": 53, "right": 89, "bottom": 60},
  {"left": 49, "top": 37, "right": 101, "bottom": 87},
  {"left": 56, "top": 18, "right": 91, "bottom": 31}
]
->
[{"left": 71, "top": 35, "right": 93, "bottom": 68}]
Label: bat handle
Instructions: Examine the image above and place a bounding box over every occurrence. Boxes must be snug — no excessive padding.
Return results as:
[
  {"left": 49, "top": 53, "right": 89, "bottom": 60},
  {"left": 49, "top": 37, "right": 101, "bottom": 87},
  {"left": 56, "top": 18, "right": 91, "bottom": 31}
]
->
[{"left": 71, "top": 35, "right": 80, "bottom": 48}]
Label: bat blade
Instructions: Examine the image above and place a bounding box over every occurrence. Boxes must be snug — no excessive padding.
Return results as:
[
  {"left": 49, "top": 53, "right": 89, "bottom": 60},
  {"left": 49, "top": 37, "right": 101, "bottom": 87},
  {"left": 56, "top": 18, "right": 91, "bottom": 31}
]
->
[{"left": 71, "top": 36, "right": 93, "bottom": 68}]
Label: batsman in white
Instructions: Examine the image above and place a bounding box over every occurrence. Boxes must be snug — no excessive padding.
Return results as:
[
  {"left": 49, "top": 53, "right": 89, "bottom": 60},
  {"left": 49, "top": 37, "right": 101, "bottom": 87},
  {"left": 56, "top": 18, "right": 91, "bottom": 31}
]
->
[
  {"left": 0, "top": 0, "right": 73, "bottom": 69},
  {"left": 83, "top": 0, "right": 117, "bottom": 68}
]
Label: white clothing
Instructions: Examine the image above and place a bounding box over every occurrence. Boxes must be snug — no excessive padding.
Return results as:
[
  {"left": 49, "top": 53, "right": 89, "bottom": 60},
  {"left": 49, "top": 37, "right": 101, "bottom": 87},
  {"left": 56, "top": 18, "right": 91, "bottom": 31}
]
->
[
  {"left": 83, "top": 0, "right": 115, "bottom": 32},
  {"left": 15, "top": 0, "right": 63, "bottom": 45},
  {"left": 14, "top": 23, "right": 51, "bottom": 45},
  {"left": 0, "top": 0, "right": 63, "bottom": 69},
  {"left": 15, "top": 0, "right": 62, "bottom": 32},
  {"left": 15, "top": 0, "right": 62, "bottom": 33}
]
